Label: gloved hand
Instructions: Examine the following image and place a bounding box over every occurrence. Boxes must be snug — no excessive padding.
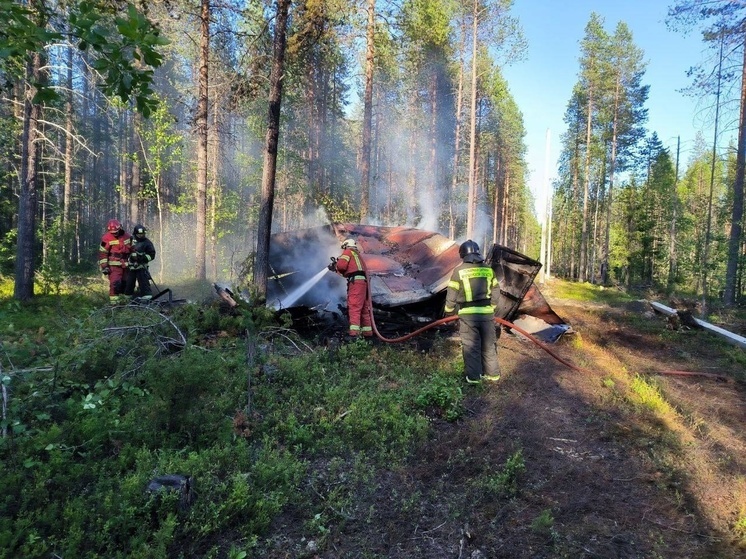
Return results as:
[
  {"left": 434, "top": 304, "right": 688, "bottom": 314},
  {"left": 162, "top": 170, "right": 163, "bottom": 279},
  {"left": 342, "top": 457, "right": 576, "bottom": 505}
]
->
[
  {"left": 102, "top": 267, "right": 111, "bottom": 276},
  {"left": 138, "top": 253, "right": 148, "bottom": 264},
  {"left": 327, "top": 257, "right": 337, "bottom": 272}
]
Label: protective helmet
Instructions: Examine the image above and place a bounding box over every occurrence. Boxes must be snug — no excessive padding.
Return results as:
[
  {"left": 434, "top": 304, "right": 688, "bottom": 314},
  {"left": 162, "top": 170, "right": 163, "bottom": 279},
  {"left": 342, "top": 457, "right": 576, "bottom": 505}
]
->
[
  {"left": 107, "top": 219, "right": 122, "bottom": 233},
  {"left": 341, "top": 238, "right": 357, "bottom": 250},
  {"left": 133, "top": 224, "right": 147, "bottom": 240},
  {"left": 459, "top": 239, "right": 480, "bottom": 259}
]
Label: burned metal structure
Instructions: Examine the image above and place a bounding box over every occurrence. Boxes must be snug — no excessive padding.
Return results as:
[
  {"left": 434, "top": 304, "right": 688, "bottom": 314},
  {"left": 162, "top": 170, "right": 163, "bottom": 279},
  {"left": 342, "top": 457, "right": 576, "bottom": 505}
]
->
[{"left": 267, "top": 223, "right": 571, "bottom": 342}]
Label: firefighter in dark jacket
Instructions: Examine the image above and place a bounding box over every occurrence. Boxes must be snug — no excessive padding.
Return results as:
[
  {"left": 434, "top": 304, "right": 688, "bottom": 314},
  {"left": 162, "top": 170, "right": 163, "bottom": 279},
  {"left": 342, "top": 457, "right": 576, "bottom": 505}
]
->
[
  {"left": 444, "top": 240, "right": 501, "bottom": 384},
  {"left": 329, "top": 238, "right": 373, "bottom": 338},
  {"left": 124, "top": 224, "right": 156, "bottom": 300},
  {"left": 99, "top": 219, "right": 132, "bottom": 304}
]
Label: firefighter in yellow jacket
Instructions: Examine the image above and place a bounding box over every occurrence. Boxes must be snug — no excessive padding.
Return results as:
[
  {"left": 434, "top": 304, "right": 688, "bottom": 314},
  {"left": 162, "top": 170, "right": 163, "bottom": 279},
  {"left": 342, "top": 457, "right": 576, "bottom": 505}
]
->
[{"left": 444, "top": 240, "right": 501, "bottom": 384}]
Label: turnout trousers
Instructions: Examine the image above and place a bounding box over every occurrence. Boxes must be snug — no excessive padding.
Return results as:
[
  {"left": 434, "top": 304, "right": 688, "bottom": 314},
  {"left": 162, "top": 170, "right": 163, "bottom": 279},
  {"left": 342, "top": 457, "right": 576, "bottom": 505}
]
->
[
  {"left": 125, "top": 268, "right": 153, "bottom": 298},
  {"left": 459, "top": 314, "right": 500, "bottom": 381},
  {"left": 347, "top": 278, "right": 372, "bottom": 337},
  {"left": 108, "top": 266, "right": 127, "bottom": 299}
]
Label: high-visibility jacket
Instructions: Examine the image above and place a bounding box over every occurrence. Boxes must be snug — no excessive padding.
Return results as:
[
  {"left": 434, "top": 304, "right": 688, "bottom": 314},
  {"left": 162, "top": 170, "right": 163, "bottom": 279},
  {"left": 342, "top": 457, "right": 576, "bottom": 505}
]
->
[
  {"left": 444, "top": 260, "right": 499, "bottom": 316},
  {"left": 335, "top": 247, "right": 367, "bottom": 279},
  {"left": 334, "top": 247, "right": 372, "bottom": 336},
  {"left": 99, "top": 232, "right": 133, "bottom": 271}
]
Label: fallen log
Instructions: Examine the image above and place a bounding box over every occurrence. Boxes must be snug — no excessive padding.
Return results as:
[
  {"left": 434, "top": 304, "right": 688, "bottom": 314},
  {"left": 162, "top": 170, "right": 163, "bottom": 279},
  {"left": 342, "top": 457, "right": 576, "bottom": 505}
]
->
[{"left": 649, "top": 301, "right": 746, "bottom": 350}]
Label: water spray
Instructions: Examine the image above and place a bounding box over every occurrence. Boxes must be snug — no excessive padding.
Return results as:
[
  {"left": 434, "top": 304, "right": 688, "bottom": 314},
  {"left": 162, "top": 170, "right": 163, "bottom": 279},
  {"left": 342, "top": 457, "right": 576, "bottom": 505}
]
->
[{"left": 274, "top": 267, "right": 329, "bottom": 309}]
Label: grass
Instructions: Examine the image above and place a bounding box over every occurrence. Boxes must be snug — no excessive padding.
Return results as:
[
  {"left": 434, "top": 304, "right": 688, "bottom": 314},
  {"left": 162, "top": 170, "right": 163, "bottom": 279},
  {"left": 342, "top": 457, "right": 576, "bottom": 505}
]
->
[
  {"left": 2, "top": 274, "right": 745, "bottom": 558},
  {"left": 0, "top": 279, "right": 465, "bottom": 559},
  {"left": 542, "top": 278, "right": 636, "bottom": 305}
]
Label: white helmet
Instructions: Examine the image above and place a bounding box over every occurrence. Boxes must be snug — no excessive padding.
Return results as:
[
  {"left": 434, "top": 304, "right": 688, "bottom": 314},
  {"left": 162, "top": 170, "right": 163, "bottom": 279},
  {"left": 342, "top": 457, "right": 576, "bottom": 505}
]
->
[{"left": 341, "top": 238, "right": 357, "bottom": 250}]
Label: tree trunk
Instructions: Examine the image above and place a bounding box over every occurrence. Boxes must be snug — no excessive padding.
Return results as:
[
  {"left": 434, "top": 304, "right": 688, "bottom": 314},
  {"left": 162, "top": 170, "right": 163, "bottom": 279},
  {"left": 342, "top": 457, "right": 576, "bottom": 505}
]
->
[
  {"left": 667, "top": 137, "right": 680, "bottom": 292},
  {"left": 63, "top": 42, "right": 74, "bottom": 258},
  {"left": 210, "top": 90, "right": 220, "bottom": 280},
  {"left": 603, "top": 77, "right": 621, "bottom": 285},
  {"left": 580, "top": 80, "right": 593, "bottom": 283},
  {"left": 724, "top": 35, "right": 746, "bottom": 306},
  {"left": 14, "top": 50, "right": 44, "bottom": 300},
  {"left": 254, "top": 0, "right": 291, "bottom": 297},
  {"left": 466, "top": 0, "right": 478, "bottom": 239},
  {"left": 450, "top": 20, "right": 465, "bottom": 239},
  {"left": 130, "top": 111, "right": 142, "bottom": 226},
  {"left": 702, "top": 35, "right": 724, "bottom": 315},
  {"left": 195, "top": 0, "right": 210, "bottom": 280},
  {"left": 359, "top": 0, "right": 375, "bottom": 223}
]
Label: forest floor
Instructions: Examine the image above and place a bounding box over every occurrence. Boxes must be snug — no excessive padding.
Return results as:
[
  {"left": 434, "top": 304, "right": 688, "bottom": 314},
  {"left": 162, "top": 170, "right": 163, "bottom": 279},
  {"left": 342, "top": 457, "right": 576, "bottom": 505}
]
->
[{"left": 264, "top": 281, "right": 746, "bottom": 558}]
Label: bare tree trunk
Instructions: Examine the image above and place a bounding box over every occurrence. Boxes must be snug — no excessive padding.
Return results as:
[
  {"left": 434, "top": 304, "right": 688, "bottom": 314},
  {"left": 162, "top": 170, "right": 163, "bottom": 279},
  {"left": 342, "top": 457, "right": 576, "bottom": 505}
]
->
[
  {"left": 466, "top": 0, "right": 478, "bottom": 239},
  {"left": 702, "top": 34, "right": 724, "bottom": 316},
  {"left": 130, "top": 112, "right": 142, "bottom": 226},
  {"left": 501, "top": 169, "right": 510, "bottom": 245},
  {"left": 210, "top": 91, "right": 220, "bottom": 280},
  {"left": 450, "top": 20, "right": 465, "bottom": 239},
  {"left": 63, "top": 43, "right": 74, "bottom": 258},
  {"left": 359, "top": 0, "right": 375, "bottom": 223},
  {"left": 580, "top": 81, "right": 593, "bottom": 283},
  {"left": 724, "top": 35, "right": 746, "bottom": 306},
  {"left": 15, "top": 50, "right": 44, "bottom": 300},
  {"left": 668, "top": 137, "right": 680, "bottom": 292},
  {"left": 254, "top": 0, "right": 291, "bottom": 297},
  {"left": 603, "top": 77, "right": 621, "bottom": 285},
  {"left": 195, "top": 0, "right": 210, "bottom": 280},
  {"left": 492, "top": 156, "right": 501, "bottom": 244}
]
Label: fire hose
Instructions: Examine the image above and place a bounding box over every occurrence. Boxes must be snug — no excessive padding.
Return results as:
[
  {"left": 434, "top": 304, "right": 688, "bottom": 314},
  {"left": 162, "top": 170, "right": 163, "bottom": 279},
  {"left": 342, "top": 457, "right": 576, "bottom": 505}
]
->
[
  {"left": 363, "top": 270, "right": 584, "bottom": 371},
  {"left": 361, "top": 272, "right": 731, "bottom": 382}
]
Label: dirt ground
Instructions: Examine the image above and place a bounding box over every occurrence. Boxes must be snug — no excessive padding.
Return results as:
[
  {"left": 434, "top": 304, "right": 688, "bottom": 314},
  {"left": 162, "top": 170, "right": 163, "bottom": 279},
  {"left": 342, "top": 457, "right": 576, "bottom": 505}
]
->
[{"left": 265, "top": 291, "right": 746, "bottom": 559}]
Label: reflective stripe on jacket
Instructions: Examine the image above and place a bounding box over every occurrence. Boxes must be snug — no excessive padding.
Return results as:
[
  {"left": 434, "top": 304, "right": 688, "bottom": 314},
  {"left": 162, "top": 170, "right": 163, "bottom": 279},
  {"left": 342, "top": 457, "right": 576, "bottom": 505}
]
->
[
  {"left": 335, "top": 247, "right": 366, "bottom": 279},
  {"left": 99, "top": 232, "right": 133, "bottom": 269},
  {"left": 444, "top": 261, "right": 498, "bottom": 315}
]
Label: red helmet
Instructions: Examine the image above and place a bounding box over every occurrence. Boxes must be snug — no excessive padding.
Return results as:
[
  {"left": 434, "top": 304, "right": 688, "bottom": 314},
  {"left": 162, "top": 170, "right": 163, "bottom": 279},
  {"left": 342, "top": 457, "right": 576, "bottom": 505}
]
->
[{"left": 107, "top": 219, "right": 122, "bottom": 233}]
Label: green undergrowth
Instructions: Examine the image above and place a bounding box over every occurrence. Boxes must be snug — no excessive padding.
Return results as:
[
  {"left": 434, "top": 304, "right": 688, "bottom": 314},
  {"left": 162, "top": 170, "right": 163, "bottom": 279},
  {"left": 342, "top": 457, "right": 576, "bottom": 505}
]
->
[
  {"left": 543, "top": 278, "right": 635, "bottom": 305},
  {"left": 0, "top": 288, "right": 465, "bottom": 558}
]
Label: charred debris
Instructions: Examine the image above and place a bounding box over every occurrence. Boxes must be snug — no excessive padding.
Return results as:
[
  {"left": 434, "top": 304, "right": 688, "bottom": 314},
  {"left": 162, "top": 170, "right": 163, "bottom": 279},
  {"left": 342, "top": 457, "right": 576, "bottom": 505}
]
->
[{"left": 218, "top": 224, "right": 571, "bottom": 344}]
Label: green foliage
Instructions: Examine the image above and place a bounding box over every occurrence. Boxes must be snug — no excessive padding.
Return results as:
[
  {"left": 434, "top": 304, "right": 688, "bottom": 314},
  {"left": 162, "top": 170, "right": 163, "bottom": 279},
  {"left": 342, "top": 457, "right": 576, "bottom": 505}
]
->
[
  {"left": 0, "top": 292, "right": 452, "bottom": 557},
  {"left": 478, "top": 449, "right": 526, "bottom": 498},
  {"left": 0, "top": 229, "right": 17, "bottom": 276},
  {"left": 548, "top": 280, "right": 635, "bottom": 305},
  {"left": 413, "top": 372, "right": 463, "bottom": 421},
  {"left": 69, "top": 2, "right": 169, "bottom": 116},
  {"left": 0, "top": 1, "right": 166, "bottom": 116},
  {"left": 734, "top": 511, "right": 746, "bottom": 548},
  {"left": 316, "top": 192, "right": 359, "bottom": 224},
  {"left": 629, "top": 375, "right": 674, "bottom": 416},
  {"left": 531, "top": 508, "right": 555, "bottom": 536}
]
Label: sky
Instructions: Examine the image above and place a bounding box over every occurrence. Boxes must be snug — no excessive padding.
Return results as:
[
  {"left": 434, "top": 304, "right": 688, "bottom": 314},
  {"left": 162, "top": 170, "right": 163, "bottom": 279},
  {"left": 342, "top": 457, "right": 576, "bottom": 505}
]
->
[{"left": 501, "top": 0, "right": 723, "bottom": 218}]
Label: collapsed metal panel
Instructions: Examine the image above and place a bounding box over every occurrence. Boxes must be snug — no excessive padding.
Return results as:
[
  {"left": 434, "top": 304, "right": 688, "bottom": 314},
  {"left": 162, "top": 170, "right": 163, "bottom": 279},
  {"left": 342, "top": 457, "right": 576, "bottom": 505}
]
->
[
  {"left": 487, "top": 244, "right": 543, "bottom": 320},
  {"left": 487, "top": 244, "right": 571, "bottom": 342}
]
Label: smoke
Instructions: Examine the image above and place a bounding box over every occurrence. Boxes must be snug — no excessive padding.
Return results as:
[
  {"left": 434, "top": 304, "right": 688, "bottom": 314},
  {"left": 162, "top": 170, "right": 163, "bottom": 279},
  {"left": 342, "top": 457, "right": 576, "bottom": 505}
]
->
[{"left": 265, "top": 225, "right": 347, "bottom": 311}]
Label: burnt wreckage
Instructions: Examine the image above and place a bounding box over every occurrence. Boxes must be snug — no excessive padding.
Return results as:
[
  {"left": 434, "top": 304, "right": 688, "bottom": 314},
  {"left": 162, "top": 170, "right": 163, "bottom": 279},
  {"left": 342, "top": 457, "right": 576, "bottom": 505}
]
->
[{"left": 266, "top": 224, "right": 571, "bottom": 342}]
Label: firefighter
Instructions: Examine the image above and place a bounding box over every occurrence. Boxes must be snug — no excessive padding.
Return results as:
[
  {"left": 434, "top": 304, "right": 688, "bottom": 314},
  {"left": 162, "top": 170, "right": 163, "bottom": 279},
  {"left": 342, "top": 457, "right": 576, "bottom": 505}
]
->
[
  {"left": 124, "top": 224, "right": 156, "bottom": 301},
  {"left": 444, "top": 240, "right": 501, "bottom": 384},
  {"left": 329, "top": 238, "right": 373, "bottom": 339},
  {"left": 98, "top": 219, "right": 133, "bottom": 304}
]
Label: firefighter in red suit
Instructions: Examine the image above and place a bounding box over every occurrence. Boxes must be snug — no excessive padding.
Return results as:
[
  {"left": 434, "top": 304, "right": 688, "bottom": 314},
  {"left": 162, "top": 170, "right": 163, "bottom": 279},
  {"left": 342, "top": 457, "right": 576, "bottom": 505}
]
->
[
  {"left": 329, "top": 238, "right": 373, "bottom": 338},
  {"left": 98, "top": 219, "right": 133, "bottom": 304}
]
